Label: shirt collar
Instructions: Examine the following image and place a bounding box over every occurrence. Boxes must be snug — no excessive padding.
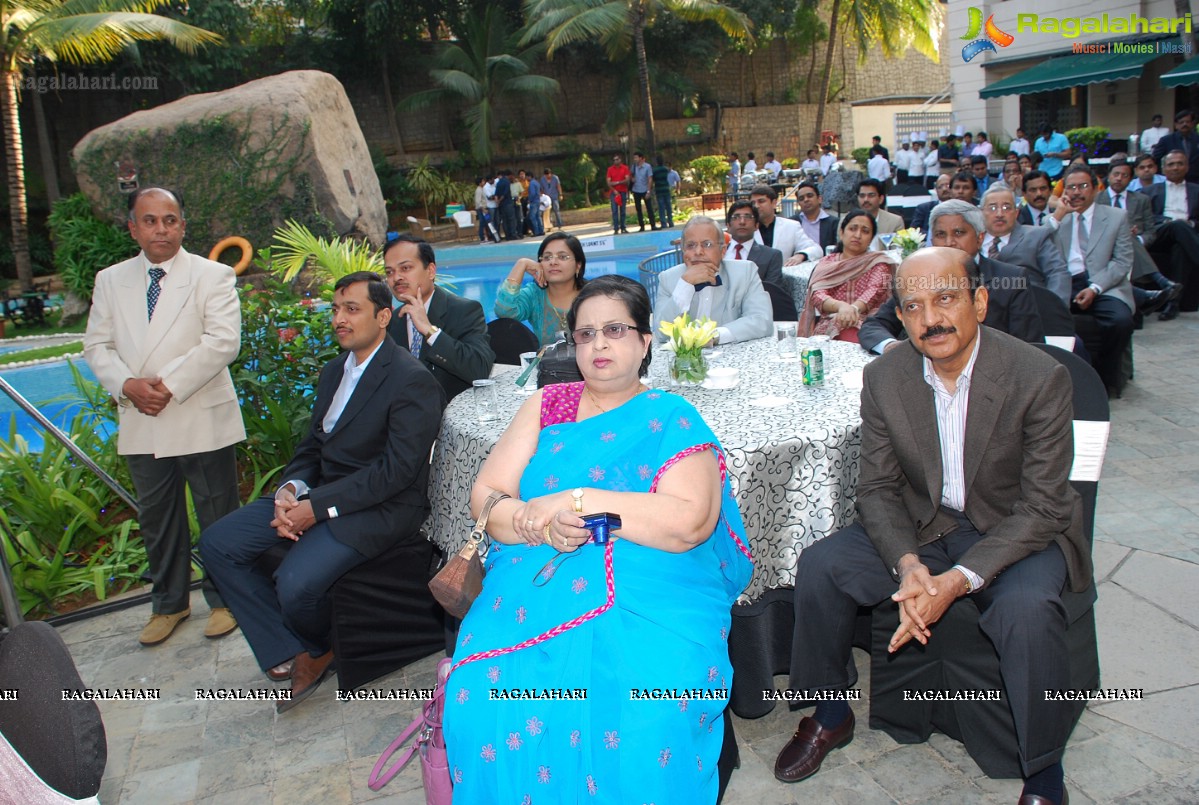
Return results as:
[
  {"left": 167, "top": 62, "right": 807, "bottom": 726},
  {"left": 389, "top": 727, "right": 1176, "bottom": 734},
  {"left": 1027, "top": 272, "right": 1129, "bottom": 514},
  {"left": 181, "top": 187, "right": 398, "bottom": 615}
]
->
[
  {"left": 922, "top": 328, "right": 983, "bottom": 395},
  {"left": 142, "top": 251, "right": 179, "bottom": 273},
  {"left": 345, "top": 338, "right": 385, "bottom": 376}
]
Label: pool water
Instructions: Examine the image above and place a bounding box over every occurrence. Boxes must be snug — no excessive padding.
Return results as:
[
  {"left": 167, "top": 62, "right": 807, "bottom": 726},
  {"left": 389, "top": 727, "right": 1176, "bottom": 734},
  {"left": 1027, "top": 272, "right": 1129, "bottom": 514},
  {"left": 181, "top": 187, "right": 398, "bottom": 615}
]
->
[{"left": 0, "top": 232, "right": 679, "bottom": 449}]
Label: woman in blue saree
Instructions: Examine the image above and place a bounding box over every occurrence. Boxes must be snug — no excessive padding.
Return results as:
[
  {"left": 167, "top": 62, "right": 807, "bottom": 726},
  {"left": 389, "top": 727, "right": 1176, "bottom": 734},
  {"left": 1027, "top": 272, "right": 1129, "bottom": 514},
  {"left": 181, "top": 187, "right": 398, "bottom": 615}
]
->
[{"left": 444, "top": 275, "right": 753, "bottom": 804}]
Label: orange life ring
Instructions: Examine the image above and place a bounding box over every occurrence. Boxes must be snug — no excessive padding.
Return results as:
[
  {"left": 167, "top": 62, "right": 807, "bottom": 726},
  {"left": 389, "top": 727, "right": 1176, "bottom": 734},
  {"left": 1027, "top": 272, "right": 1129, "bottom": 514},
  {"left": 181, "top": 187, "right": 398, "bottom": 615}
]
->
[{"left": 209, "top": 236, "right": 253, "bottom": 275}]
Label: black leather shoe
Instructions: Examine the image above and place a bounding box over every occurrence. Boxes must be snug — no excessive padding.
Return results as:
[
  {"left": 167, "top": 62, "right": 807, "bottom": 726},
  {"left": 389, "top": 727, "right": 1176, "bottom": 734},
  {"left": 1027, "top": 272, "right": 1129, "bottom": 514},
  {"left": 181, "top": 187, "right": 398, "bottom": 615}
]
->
[
  {"left": 1018, "top": 787, "right": 1068, "bottom": 805},
  {"left": 1160, "top": 302, "right": 1180, "bottom": 321},
  {"left": 1164, "top": 279, "right": 1184, "bottom": 301},
  {"left": 773, "top": 712, "right": 854, "bottom": 783},
  {"left": 1139, "top": 288, "right": 1171, "bottom": 315}
]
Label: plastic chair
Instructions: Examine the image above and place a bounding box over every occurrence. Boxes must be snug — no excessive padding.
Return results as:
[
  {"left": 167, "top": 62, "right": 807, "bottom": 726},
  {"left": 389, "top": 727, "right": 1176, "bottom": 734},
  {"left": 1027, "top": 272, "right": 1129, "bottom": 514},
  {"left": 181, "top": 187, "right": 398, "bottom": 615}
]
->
[
  {"left": 487, "top": 318, "right": 539, "bottom": 366},
  {"left": 451, "top": 210, "right": 475, "bottom": 241},
  {"left": 637, "top": 248, "right": 683, "bottom": 310}
]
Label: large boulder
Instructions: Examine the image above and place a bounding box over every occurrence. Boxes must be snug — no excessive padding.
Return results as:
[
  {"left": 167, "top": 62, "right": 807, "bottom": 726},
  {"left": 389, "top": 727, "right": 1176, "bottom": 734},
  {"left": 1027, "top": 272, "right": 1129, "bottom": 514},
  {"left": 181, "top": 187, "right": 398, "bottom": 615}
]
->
[{"left": 71, "top": 70, "right": 386, "bottom": 257}]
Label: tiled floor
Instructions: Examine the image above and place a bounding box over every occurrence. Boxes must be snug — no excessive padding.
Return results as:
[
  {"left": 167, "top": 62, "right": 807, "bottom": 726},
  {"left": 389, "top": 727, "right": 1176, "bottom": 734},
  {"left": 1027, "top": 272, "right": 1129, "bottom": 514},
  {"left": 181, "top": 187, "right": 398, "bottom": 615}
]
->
[{"left": 52, "top": 312, "right": 1199, "bottom": 804}]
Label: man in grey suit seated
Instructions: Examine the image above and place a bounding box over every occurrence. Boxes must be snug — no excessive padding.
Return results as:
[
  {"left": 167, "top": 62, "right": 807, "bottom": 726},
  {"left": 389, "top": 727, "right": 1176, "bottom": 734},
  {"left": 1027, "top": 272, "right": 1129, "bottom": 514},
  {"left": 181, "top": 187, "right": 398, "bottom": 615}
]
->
[
  {"left": 654, "top": 215, "right": 773, "bottom": 345},
  {"left": 980, "top": 184, "right": 1071, "bottom": 305},
  {"left": 774, "top": 247, "right": 1087, "bottom": 805}
]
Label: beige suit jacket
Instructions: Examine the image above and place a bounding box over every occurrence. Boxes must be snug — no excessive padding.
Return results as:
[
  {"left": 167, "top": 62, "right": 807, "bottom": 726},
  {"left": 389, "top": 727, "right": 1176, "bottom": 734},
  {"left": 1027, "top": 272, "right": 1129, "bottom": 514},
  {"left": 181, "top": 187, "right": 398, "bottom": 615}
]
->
[{"left": 84, "top": 248, "right": 245, "bottom": 458}]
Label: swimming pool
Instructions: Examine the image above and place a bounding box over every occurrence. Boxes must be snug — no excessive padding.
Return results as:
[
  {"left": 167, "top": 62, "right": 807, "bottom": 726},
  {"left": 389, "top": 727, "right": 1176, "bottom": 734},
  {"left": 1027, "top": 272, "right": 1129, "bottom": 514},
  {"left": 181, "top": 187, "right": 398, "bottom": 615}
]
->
[{"left": 0, "top": 232, "right": 679, "bottom": 449}]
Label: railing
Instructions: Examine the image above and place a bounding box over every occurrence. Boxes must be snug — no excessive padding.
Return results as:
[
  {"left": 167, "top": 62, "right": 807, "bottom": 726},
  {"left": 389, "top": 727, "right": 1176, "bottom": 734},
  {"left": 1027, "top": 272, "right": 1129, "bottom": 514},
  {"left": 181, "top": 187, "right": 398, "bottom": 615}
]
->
[
  {"left": 638, "top": 247, "right": 683, "bottom": 311},
  {"left": 0, "top": 375, "right": 139, "bottom": 628}
]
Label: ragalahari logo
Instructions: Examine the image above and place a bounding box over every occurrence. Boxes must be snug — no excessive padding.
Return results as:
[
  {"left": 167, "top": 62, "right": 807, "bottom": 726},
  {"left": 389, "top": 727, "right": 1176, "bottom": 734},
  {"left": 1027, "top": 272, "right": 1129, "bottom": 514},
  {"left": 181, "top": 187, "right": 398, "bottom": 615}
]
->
[{"left": 962, "top": 7, "right": 1014, "bottom": 62}]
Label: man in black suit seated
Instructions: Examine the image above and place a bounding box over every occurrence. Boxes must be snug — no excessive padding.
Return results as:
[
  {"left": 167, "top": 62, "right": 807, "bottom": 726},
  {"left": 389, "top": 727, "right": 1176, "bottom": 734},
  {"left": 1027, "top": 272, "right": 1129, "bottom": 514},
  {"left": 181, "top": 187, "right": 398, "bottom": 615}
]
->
[
  {"left": 1151, "top": 109, "right": 1199, "bottom": 183},
  {"left": 980, "top": 184, "right": 1071, "bottom": 305},
  {"left": 859, "top": 199, "right": 1044, "bottom": 354},
  {"left": 910, "top": 173, "right": 951, "bottom": 235},
  {"left": 200, "top": 272, "right": 446, "bottom": 712},
  {"left": 383, "top": 234, "right": 495, "bottom": 399},
  {"left": 1016, "top": 171, "right": 1057, "bottom": 227},
  {"left": 725, "top": 199, "right": 784, "bottom": 286},
  {"left": 791, "top": 181, "right": 840, "bottom": 252},
  {"left": 1140, "top": 150, "right": 1199, "bottom": 318},
  {"left": 1094, "top": 154, "right": 1178, "bottom": 318}
]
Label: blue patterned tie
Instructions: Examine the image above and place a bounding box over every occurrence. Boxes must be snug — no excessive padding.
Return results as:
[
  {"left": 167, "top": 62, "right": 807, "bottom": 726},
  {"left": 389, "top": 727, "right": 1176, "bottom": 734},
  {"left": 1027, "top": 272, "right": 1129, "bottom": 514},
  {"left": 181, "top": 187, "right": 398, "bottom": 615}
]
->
[
  {"left": 410, "top": 325, "right": 424, "bottom": 359},
  {"left": 147, "top": 267, "right": 165, "bottom": 321}
]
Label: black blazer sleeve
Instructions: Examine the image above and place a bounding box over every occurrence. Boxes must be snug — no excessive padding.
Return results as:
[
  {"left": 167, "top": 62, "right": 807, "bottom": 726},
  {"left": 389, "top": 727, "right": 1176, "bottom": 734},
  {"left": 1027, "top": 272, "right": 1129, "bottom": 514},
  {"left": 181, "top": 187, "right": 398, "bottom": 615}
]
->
[
  {"left": 858, "top": 298, "right": 905, "bottom": 353},
  {"left": 982, "top": 258, "right": 1045, "bottom": 344},
  {"left": 425, "top": 292, "right": 495, "bottom": 389}
]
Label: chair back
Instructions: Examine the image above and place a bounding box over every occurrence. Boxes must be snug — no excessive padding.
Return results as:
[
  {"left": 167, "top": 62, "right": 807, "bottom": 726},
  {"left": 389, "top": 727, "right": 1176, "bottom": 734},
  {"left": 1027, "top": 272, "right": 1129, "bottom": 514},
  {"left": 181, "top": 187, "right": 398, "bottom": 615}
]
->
[
  {"left": 451, "top": 210, "right": 474, "bottom": 230},
  {"left": 761, "top": 280, "right": 798, "bottom": 321},
  {"left": 638, "top": 247, "right": 683, "bottom": 310},
  {"left": 487, "top": 318, "right": 539, "bottom": 365}
]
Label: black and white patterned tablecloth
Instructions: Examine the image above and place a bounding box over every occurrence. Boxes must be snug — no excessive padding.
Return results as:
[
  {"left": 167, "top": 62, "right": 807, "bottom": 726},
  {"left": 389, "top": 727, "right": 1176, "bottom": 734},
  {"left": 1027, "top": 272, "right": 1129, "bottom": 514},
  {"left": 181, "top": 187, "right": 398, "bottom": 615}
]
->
[{"left": 424, "top": 337, "right": 872, "bottom": 603}]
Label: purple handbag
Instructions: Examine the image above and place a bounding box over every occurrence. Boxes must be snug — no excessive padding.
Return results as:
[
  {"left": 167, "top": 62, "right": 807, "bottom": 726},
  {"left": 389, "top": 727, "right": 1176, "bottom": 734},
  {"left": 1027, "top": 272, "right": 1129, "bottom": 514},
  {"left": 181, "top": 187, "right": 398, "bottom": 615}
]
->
[{"left": 367, "top": 658, "right": 452, "bottom": 802}]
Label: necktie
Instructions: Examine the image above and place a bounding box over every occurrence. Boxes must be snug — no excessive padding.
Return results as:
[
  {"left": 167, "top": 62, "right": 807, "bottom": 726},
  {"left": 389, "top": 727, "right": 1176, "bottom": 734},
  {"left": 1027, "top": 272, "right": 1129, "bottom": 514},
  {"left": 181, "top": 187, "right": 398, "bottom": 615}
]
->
[
  {"left": 1113, "top": 193, "right": 1122, "bottom": 209},
  {"left": 988, "top": 237, "right": 1001, "bottom": 259},
  {"left": 410, "top": 324, "right": 424, "bottom": 359},
  {"left": 1077, "top": 215, "right": 1089, "bottom": 256},
  {"left": 735, "top": 243, "right": 743, "bottom": 260},
  {"left": 147, "top": 267, "right": 165, "bottom": 321},
  {"left": 1038, "top": 211, "right": 1045, "bottom": 225}
]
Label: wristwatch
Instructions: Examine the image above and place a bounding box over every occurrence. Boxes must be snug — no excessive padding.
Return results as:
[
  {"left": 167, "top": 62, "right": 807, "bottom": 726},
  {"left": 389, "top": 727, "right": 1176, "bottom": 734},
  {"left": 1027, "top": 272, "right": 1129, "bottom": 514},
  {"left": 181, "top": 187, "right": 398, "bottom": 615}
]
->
[
  {"left": 425, "top": 325, "right": 441, "bottom": 339},
  {"left": 572, "top": 488, "right": 584, "bottom": 513}
]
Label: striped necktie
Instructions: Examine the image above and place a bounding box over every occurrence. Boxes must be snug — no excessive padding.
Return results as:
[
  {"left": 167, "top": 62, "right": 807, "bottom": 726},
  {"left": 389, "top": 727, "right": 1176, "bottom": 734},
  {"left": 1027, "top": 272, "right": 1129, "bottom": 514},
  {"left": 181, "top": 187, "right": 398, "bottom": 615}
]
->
[
  {"left": 410, "top": 324, "right": 424, "bottom": 359},
  {"left": 147, "top": 267, "right": 165, "bottom": 321},
  {"left": 988, "top": 237, "right": 1001, "bottom": 259},
  {"left": 1113, "top": 193, "right": 1122, "bottom": 209}
]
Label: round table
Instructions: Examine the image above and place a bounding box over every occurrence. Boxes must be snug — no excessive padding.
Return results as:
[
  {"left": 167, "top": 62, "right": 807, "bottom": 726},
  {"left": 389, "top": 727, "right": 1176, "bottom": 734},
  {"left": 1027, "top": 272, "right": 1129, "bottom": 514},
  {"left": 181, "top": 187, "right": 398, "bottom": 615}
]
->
[{"left": 425, "top": 336, "right": 872, "bottom": 603}]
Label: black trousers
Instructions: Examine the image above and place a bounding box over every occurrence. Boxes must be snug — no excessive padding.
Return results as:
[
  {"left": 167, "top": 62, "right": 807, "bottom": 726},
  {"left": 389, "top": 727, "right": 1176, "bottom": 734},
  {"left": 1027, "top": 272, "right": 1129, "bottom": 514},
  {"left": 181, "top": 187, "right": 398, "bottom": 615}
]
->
[
  {"left": 633, "top": 191, "right": 655, "bottom": 228},
  {"left": 125, "top": 444, "right": 239, "bottom": 615},
  {"left": 789, "top": 515, "right": 1072, "bottom": 777},
  {"left": 1070, "top": 273, "right": 1134, "bottom": 390},
  {"left": 1152, "top": 220, "right": 1199, "bottom": 310}
]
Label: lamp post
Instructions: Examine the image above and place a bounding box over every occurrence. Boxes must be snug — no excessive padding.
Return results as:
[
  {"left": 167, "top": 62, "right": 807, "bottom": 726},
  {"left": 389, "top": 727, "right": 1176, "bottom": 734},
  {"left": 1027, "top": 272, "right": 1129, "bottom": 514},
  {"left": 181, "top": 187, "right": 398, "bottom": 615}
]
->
[{"left": 619, "top": 133, "right": 629, "bottom": 164}]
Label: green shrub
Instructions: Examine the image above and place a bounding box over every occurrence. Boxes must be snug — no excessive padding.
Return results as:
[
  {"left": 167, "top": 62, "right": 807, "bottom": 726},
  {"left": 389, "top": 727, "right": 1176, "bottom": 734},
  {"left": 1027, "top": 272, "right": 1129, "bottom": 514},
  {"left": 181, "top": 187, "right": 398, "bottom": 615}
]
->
[
  {"left": 781, "top": 157, "right": 799, "bottom": 169},
  {"left": 47, "top": 193, "right": 138, "bottom": 298},
  {"left": 688, "top": 155, "right": 730, "bottom": 193},
  {"left": 851, "top": 147, "right": 871, "bottom": 169},
  {"left": 1064, "top": 126, "right": 1111, "bottom": 159}
]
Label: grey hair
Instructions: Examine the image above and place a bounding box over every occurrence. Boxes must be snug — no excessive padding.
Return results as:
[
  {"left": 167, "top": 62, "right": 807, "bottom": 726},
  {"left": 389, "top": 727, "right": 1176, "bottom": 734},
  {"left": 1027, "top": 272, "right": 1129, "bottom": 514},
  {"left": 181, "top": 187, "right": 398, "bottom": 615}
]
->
[
  {"left": 682, "top": 215, "right": 723, "bottom": 241},
  {"left": 928, "top": 199, "right": 985, "bottom": 237},
  {"left": 981, "top": 183, "right": 1015, "bottom": 204}
]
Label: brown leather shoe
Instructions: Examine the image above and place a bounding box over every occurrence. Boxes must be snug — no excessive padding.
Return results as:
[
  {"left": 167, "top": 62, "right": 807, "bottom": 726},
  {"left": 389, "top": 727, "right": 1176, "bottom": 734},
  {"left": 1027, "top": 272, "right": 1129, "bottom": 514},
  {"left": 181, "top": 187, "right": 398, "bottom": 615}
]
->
[
  {"left": 139, "top": 609, "right": 190, "bottom": 646},
  {"left": 266, "top": 660, "right": 294, "bottom": 682},
  {"left": 204, "top": 607, "right": 238, "bottom": 639},
  {"left": 773, "top": 712, "right": 854, "bottom": 783},
  {"left": 276, "top": 650, "right": 334, "bottom": 713},
  {"left": 1018, "top": 788, "right": 1068, "bottom": 805}
]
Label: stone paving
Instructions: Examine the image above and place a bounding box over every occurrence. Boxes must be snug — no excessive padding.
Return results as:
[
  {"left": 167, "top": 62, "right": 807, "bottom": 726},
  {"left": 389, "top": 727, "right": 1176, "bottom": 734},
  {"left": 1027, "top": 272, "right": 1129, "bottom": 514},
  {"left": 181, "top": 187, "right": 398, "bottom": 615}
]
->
[{"left": 51, "top": 311, "right": 1199, "bottom": 805}]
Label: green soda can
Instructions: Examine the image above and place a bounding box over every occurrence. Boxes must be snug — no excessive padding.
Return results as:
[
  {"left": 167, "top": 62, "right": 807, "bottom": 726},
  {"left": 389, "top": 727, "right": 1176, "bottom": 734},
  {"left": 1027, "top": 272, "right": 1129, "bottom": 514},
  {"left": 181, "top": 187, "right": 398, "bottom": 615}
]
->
[{"left": 801, "top": 347, "right": 824, "bottom": 385}]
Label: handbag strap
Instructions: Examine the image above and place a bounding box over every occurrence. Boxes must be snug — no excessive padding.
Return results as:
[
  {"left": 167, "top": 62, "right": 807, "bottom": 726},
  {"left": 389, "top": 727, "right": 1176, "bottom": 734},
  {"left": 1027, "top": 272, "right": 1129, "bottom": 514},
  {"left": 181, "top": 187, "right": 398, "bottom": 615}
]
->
[
  {"left": 470, "top": 491, "right": 511, "bottom": 546},
  {"left": 367, "top": 711, "right": 425, "bottom": 790}
]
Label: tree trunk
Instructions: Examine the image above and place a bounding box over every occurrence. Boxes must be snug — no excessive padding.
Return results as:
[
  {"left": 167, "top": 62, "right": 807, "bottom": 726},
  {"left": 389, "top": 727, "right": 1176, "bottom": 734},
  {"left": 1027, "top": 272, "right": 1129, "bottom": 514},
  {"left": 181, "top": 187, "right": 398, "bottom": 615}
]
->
[
  {"left": 380, "top": 53, "right": 406, "bottom": 156},
  {"left": 1, "top": 69, "right": 34, "bottom": 292},
  {"left": 633, "top": 13, "right": 656, "bottom": 155},
  {"left": 811, "top": 0, "right": 841, "bottom": 150},
  {"left": 30, "top": 75, "right": 59, "bottom": 204}
]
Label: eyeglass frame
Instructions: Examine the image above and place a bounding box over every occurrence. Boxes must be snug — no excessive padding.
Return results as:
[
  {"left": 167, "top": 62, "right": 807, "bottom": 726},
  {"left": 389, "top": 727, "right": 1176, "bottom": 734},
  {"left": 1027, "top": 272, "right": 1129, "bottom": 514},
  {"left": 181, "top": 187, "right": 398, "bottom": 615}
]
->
[{"left": 569, "top": 322, "right": 647, "bottom": 345}]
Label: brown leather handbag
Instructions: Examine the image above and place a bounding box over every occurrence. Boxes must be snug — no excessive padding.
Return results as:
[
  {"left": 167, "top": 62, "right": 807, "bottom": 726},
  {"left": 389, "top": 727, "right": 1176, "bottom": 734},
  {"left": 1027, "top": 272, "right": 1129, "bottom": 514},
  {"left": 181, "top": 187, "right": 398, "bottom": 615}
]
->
[{"left": 428, "top": 491, "right": 509, "bottom": 619}]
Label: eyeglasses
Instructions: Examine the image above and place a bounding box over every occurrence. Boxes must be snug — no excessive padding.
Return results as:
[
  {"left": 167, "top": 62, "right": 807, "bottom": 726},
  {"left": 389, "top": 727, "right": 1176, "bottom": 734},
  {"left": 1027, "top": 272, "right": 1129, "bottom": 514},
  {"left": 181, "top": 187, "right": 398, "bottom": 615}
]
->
[
  {"left": 728, "top": 213, "right": 756, "bottom": 222},
  {"left": 984, "top": 203, "right": 1016, "bottom": 213},
  {"left": 1064, "top": 183, "right": 1091, "bottom": 192},
  {"left": 571, "top": 323, "right": 639, "bottom": 344},
  {"left": 539, "top": 252, "right": 574, "bottom": 262},
  {"left": 682, "top": 240, "right": 719, "bottom": 251}
]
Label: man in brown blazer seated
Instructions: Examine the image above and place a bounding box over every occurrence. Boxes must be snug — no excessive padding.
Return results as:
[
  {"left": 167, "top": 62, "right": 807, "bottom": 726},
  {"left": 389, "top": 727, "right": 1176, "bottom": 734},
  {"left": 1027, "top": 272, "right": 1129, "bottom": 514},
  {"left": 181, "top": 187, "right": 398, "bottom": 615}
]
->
[{"left": 774, "top": 248, "right": 1089, "bottom": 805}]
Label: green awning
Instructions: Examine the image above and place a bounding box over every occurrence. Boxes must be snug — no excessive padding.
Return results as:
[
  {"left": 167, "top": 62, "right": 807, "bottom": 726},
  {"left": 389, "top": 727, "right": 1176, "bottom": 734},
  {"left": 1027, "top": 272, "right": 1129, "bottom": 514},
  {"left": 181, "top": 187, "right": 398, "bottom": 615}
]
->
[
  {"left": 1161, "top": 55, "right": 1199, "bottom": 87},
  {"left": 979, "top": 47, "right": 1164, "bottom": 99}
]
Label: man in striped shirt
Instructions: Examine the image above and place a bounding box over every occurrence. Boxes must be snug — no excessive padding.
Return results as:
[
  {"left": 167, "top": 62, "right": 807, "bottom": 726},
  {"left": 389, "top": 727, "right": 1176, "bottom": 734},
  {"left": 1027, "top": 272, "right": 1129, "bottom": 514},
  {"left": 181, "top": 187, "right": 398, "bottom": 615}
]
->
[{"left": 776, "top": 248, "right": 1087, "bottom": 805}]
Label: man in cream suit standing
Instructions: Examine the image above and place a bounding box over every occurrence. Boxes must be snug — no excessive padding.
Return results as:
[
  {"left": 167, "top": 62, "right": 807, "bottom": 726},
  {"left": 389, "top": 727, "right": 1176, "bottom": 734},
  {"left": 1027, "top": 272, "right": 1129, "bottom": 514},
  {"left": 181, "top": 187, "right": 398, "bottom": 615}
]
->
[
  {"left": 84, "top": 187, "right": 245, "bottom": 647},
  {"left": 748, "top": 184, "right": 823, "bottom": 266}
]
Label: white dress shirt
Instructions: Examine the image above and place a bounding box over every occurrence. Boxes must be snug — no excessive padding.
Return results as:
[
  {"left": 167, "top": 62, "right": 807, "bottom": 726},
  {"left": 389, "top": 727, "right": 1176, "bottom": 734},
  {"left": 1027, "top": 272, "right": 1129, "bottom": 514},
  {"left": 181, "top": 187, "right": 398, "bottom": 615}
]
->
[
  {"left": 764, "top": 159, "right": 783, "bottom": 179},
  {"left": 395, "top": 288, "right": 441, "bottom": 348},
  {"left": 868, "top": 154, "right": 891, "bottom": 182},
  {"left": 724, "top": 239, "right": 753, "bottom": 262},
  {"left": 1009, "top": 137, "right": 1030, "bottom": 156},
  {"left": 1140, "top": 125, "right": 1170, "bottom": 154},
  {"left": 744, "top": 159, "right": 758, "bottom": 174},
  {"left": 1165, "top": 181, "right": 1190, "bottom": 222},
  {"left": 820, "top": 153, "right": 837, "bottom": 174},
  {"left": 1067, "top": 207, "right": 1094, "bottom": 276},
  {"left": 909, "top": 148, "right": 927, "bottom": 177},
  {"left": 922, "top": 333, "right": 984, "bottom": 591},
  {"left": 801, "top": 159, "right": 821, "bottom": 172}
]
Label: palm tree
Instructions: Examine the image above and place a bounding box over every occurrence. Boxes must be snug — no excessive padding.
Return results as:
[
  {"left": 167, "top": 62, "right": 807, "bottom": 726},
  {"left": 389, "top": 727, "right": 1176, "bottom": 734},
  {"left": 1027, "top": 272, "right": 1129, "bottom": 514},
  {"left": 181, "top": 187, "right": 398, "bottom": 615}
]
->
[
  {"left": 808, "top": 0, "right": 941, "bottom": 149},
  {"left": 400, "top": 6, "right": 560, "bottom": 166},
  {"left": 522, "top": 0, "right": 752, "bottom": 155},
  {"left": 1, "top": 0, "right": 219, "bottom": 291}
]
